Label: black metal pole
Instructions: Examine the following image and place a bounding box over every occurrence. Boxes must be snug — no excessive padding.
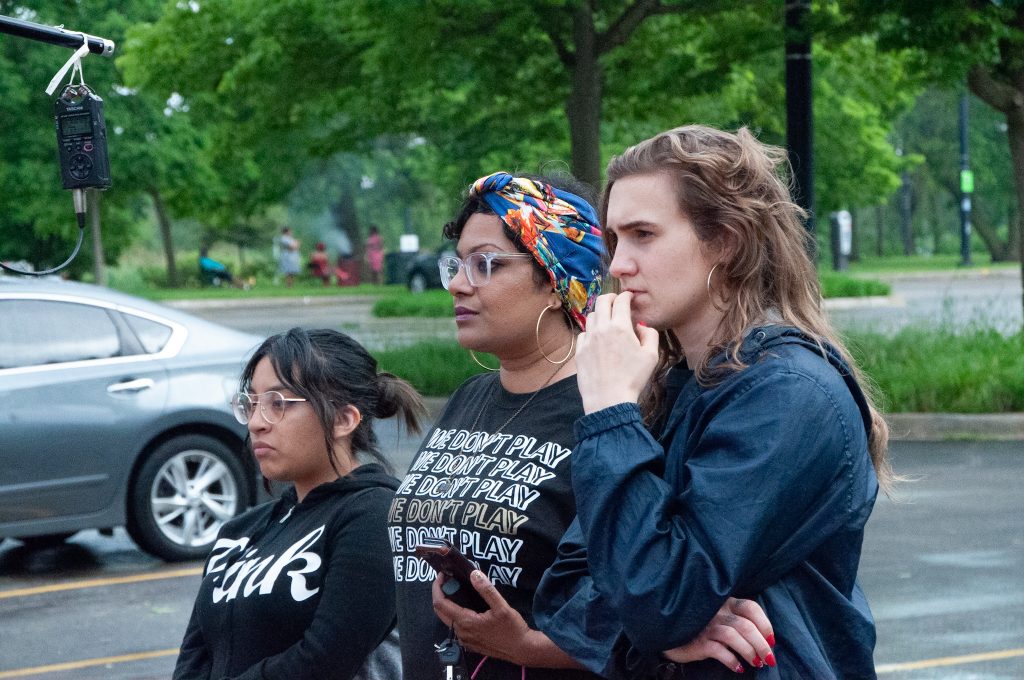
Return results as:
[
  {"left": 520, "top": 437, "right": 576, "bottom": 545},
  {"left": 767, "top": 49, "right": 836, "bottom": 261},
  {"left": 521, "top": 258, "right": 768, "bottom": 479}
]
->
[
  {"left": 958, "top": 92, "right": 973, "bottom": 266},
  {"left": 785, "top": 0, "right": 815, "bottom": 248},
  {"left": 0, "top": 14, "right": 114, "bottom": 56}
]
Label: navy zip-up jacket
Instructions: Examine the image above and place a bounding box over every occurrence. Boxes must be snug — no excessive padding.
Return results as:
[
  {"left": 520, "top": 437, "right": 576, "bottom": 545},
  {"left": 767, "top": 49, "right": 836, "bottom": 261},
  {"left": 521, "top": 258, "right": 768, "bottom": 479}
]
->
[{"left": 536, "top": 326, "right": 879, "bottom": 679}]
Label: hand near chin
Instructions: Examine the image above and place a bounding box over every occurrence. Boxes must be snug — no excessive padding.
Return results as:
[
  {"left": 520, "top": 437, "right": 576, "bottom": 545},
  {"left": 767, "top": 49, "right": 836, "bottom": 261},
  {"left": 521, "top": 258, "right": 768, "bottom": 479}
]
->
[{"left": 577, "top": 292, "right": 660, "bottom": 414}]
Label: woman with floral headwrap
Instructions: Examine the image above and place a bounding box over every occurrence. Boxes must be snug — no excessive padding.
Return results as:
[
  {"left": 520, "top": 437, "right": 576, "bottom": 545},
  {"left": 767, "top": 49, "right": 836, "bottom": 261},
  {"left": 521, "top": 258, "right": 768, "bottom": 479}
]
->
[{"left": 388, "top": 172, "right": 775, "bottom": 680}]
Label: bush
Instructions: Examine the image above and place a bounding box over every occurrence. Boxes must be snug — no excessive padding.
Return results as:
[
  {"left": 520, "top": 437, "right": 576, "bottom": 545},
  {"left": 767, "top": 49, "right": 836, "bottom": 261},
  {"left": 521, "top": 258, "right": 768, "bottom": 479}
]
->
[
  {"left": 368, "top": 275, "right": 888, "bottom": 319},
  {"left": 820, "top": 272, "right": 890, "bottom": 298},
  {"left": 845, "top": 328, "right": 1024, "bottom": 412},
  {"left": 378, "top": 329, "right": 1024, "bottom": 411},
  {"left": 373, "top": 290, "right": 452, "bottom": 318},
  {"left": 374, "top": 340, "right": 487, "bottom": 396}
]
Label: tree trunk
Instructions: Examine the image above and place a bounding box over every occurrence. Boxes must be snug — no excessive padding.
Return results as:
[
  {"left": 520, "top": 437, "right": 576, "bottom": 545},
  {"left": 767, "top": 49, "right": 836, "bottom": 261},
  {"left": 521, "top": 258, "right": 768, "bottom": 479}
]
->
[
  {"left": 148, "top": 187, "right": 178, "bottom": 288},
  {"left": 1008, "top": 110, "right": 1024, "bottom": 317},
  {"left": 1009, "top": 208, "right": 1021, "bottom": 263},
  {"left": 928, "top": 186, "right": 942, "bottom": 255},
  {"left": 898, "top": 172, "right": 915, "bottom": 255},
  {"left": 970, "top": 200, "right": 1010, "bottom": 261},
  {"left": 967, "top": 63, "right": 1024, "bottom": 313},
  {"left": 88, "top": 189, "right": 106, "bottom": 286},
  {"left": 566, "top": 3, "right": 603, "bottom": 189},
  {"left": 875, "top": 205, "right": 884, "bottom": 257},
  {"left": 331, "top": 179, "right": 362, "bottom": 277},
  {"left": 937, "top": 176, "right": 1008, "bottom": 260}
]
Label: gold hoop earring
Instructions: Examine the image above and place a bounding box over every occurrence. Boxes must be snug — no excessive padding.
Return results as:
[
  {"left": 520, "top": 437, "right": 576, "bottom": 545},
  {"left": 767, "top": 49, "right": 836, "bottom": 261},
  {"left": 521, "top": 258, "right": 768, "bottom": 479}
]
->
[
  {"left": 706, "top": 263, "right": 728, "bottom": 313},
  {"left": 469, "top": 350, "right": 499, "bottom": 372},
  {"left": 536, "top": 304, "right": 576, "bottom": 366}
]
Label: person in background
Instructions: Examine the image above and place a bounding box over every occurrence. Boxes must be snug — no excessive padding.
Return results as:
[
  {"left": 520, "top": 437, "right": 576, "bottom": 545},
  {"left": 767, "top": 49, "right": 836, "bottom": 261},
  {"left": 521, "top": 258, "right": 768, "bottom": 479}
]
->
[
  {"left": 308, "top": 242, "right": 331, "bottom": 286},
  {"left": 390, "top": 171, "right": 774, "bottom": 680},
  {"left": 173, "top": 327, "right": 424, "bottom": 680},
  {"left": 199, "top": 247, "right": 248, "bottom": 289},
  {"left": 277, "top": 227, "right": 301, "bottom": 288},
  {"left": 364, "top": 225, "right": 385, "bottom": 285},
  {"left": 537, "top": 125, "right": 893, "bottom": 679}
]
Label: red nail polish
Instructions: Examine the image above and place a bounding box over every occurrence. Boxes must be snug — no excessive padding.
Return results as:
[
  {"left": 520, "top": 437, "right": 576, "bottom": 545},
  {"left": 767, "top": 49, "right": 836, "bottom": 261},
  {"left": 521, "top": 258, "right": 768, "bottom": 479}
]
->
[
  {"left": 637, "top": 321, "right": 647, "bottom": 327},
  {"left": 766, "top": 653, "right": 777, "bottom": 667},
  {"left": 753, "top": 656, "right": 763, "bottom": 668},
  {"left": 767, "top": 634, "right": 776, "bottom": 648},
  {"left": 733, "top": 664, "right": 745, "bottom": 674}
]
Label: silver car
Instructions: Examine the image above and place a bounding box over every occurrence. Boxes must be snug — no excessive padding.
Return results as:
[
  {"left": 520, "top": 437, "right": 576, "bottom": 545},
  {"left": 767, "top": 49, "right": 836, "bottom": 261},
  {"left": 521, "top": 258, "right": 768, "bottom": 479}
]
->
[{"left": 0, "top": 277, "right": 264, "bottom": 561}]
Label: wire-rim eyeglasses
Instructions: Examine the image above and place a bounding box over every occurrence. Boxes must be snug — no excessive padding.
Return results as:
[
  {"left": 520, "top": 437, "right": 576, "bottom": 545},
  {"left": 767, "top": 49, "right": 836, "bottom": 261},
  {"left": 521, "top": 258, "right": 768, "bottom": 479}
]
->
[{"left": 231, "top": 391, "right": 308, "bottom": 425}]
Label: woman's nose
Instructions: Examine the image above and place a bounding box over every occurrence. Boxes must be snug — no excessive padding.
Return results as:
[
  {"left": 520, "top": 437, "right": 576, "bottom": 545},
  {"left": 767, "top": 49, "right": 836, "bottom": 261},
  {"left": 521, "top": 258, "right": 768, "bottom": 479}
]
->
[
  {"left": 248, "top": 406, "right": 271, "bottom": 434},
  {"left": 446, "top": 262, "right": 473, "bottom": 295},
  {"left": 609, "top": 246, "right": 635, "bottom": 277}
]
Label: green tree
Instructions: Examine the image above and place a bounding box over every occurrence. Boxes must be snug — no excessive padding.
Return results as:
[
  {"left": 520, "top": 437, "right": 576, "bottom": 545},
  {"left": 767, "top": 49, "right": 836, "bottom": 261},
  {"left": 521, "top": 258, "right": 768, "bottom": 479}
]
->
[
  {"left": 896, "top": 88, "right": 1017, "bottom": 261},
  {"left": 842, "top": 0, "right": 1024, "bottom": 309},
  {"left": 0, "top": 1, "right": 224, "bottom": 283},
  {"left": 124, "top": 0, "right": 916, "bottom": 228}
]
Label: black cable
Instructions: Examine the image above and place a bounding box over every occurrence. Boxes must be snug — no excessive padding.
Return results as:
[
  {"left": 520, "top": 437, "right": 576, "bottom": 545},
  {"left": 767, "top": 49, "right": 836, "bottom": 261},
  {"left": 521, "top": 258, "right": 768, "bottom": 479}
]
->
[{"left": 0, "top": 211, "right": 87, "bottom": 277}]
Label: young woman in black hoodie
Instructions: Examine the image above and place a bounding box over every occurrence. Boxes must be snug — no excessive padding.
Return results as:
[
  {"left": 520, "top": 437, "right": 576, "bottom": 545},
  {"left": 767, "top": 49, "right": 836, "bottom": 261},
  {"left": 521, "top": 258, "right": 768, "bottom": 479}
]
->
[{"left": 174, "top": 328, "right": 424, "bottom": 680}]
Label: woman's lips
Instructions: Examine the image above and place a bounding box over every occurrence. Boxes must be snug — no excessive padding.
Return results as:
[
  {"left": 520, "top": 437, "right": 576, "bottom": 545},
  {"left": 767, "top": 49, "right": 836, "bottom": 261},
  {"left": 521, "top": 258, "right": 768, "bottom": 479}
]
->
[
  {"left": 252, "top": 442, "right": 274, "bottom": 458},
  {"left": 453, "top": 306, "right": 477, "bottom": 321}
]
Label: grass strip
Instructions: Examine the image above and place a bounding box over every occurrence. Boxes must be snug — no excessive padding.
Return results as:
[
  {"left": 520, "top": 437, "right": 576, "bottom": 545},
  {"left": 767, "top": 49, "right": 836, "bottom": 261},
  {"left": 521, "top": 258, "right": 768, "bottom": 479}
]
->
[
  {"left": 374, "top": 341, "right": 492, "bottom": 396},
  {"left": 372, "top": 290, "right": 452, "bottom": 318},
  {"left": 845, "top": 328, "right": 1024, "bottom": 413},
  {"left": 371, "top": 273, "right": 893, "bottom": 320},
  {"left": 375, "top": 329, "right": 1024, "bottom": 411},
  {"left": 820, "top": 272, "right": 891, "bottom": 298}
]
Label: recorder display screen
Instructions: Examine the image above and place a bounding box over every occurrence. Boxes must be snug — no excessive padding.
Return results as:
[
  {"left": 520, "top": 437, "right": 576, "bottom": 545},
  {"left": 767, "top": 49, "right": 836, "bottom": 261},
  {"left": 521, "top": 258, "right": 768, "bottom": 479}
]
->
[{"left": 60, "top": 113, "right": 92, "bottom": 137}]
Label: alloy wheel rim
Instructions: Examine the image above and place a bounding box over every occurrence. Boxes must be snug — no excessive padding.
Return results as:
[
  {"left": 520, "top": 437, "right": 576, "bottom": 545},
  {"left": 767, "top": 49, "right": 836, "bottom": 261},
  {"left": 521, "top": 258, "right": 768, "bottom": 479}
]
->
[{"left": 150, "top": 449, "right": 239, "bottom": 548}]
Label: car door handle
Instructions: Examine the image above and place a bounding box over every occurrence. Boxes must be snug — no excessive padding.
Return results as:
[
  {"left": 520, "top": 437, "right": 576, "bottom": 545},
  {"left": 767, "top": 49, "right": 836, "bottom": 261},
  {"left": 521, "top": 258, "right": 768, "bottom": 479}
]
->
[{"left": 107, "top": 378, "right": 155, "bottom": 394}]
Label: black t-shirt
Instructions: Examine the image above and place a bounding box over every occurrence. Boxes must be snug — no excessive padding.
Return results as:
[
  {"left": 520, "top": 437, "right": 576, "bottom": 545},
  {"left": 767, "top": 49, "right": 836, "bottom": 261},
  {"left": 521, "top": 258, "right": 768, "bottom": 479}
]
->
[{"left": 390, "top": 373, "right": 599, "bottom": 680}]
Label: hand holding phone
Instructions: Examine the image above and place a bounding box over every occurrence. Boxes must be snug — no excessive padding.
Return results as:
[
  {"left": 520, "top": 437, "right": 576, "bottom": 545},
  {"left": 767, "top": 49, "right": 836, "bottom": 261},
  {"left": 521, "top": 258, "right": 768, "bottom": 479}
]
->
[{"left": 415, "top": 537, "right": 489, "bottom": 612}]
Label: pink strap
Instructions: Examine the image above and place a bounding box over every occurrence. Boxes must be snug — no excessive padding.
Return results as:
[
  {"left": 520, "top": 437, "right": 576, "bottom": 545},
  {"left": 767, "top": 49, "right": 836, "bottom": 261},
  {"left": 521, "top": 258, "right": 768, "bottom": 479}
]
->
[{"left": 468, "top": 656, "right": 526, "bottom": 679}]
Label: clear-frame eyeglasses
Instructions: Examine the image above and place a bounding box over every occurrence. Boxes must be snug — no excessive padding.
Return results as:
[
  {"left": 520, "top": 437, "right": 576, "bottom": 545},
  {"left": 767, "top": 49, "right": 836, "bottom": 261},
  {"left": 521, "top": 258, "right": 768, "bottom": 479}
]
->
[
  {"left": 438, "top": 252, "right": 533, "bottom": 289},
  {"left": 231, "top": 391, "right": 308, "bottom": 425}
]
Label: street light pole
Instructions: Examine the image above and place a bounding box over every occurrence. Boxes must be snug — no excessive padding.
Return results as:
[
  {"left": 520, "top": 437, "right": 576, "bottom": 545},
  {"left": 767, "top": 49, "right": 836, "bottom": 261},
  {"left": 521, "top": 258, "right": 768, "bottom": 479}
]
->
[
  {"left": 959, "top": 92, "right": 973, "bottom": 266},
  {"left": 785, "top": 0, "right": 815, "bottom": 253}
]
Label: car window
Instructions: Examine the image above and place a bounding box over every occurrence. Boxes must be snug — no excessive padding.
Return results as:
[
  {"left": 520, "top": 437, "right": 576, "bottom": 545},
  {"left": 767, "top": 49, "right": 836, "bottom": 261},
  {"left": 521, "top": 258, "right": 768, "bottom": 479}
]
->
[
  {"left": 124, "top": 313, "right": 173, "bottom": 354},
  {"left": 0, "top": 299, "right": 122, "bottom": 369}
]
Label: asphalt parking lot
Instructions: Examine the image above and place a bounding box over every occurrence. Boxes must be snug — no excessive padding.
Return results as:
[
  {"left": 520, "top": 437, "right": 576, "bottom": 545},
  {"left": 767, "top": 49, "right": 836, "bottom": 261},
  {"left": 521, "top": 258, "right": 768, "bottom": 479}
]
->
[{"left": 0, "top": 439, "right": 1020, "bottom": 679}]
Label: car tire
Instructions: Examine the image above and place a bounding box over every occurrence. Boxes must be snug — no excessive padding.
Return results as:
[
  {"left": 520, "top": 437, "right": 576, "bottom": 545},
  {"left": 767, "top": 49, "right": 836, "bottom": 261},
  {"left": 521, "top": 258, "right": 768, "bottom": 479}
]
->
[
  {"left": 18, "top": 532, "right": 75, "bottom": 549},
  {"left": 127, "top": 434, "right": 252, "bottom": 562},
  {"left": 408, "top": 271, "right": 427, "bottom": 294}
]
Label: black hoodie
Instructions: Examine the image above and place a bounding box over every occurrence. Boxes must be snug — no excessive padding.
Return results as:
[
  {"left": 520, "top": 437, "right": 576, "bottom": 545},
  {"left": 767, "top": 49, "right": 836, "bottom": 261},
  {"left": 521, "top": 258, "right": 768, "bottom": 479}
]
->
[{"left": 174, "top": 464, "right": 400, "bottom": 680}]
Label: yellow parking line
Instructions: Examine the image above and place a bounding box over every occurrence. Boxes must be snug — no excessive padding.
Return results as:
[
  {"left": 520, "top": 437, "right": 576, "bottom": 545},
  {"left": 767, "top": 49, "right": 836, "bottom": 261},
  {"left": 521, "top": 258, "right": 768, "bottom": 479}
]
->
[
  {"left": 0, "top": 567, "right": 201, "bottom": 600},
  {"left": 877, "top": 647, "right": 1024, "bottom": 673},
  {"left": 0, "top": 649, "right": 179, "bottom": 678}
]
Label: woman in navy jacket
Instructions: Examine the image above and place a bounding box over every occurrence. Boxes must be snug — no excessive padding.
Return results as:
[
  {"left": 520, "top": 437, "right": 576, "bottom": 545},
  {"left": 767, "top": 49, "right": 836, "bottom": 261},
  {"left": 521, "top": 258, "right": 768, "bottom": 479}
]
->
[{"left": 536, "top": 125, "right": 894, "bottom": 679}]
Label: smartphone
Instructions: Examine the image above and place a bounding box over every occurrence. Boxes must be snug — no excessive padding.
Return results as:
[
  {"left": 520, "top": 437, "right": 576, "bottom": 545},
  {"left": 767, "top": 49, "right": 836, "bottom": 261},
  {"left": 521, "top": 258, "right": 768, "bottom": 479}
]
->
[{"left": 414, "top": 537, "right": 489, "bottom": 612}]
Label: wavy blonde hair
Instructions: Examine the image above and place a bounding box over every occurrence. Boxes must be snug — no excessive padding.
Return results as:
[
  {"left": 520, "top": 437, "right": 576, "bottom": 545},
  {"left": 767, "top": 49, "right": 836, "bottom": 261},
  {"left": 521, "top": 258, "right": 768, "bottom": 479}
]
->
[{"left": 601, "top": 125, "right": 893, "bottom": 492}]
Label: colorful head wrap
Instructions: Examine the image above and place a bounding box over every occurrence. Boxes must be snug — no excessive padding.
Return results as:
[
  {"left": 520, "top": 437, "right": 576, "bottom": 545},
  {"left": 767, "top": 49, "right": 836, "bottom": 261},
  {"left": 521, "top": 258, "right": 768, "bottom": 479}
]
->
[{"left": 470, "top": 172, "right": 604, "bottom": 329}]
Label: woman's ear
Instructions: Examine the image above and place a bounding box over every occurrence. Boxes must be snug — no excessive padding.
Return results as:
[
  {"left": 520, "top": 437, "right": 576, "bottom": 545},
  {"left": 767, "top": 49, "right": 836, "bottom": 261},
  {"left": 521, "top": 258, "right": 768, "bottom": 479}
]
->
[{"left": 333, "top": 404, "right": 362, "bottom": 440}]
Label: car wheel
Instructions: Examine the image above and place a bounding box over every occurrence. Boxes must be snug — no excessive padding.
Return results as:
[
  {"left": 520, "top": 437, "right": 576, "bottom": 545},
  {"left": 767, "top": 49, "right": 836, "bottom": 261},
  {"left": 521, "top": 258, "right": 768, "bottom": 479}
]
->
[
  {"left": 18, "top": 532, "right": 75, "bottom": 549},
  {"left": 408, "top": 271, "right": 427, "bottom": 293},
  {"left": 127, "top": 434, "right": 252, "bottom": 562}
]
